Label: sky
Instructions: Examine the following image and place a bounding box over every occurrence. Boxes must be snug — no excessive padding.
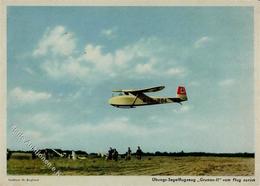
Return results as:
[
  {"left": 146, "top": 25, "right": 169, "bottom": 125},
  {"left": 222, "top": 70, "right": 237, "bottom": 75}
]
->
[{"left": 7, "top": 6, "right": 254, "bottom": 153}]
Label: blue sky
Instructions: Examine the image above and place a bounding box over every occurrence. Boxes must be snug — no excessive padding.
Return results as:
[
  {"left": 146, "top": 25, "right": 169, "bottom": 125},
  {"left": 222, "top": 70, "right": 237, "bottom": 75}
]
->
[{"left": 7, "top": 7, "right": 254, "bottom": 153}]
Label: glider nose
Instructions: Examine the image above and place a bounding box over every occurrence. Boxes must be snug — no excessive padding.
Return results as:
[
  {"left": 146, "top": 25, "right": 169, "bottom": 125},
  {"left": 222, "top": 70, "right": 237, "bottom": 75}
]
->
[{"left": 108, "top": 97, "right": 115, "bottom": 105}]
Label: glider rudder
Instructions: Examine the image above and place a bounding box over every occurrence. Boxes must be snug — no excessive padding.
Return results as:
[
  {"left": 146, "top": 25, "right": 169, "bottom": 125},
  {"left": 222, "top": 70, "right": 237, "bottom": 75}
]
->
[{"left": 176, "top": 86, "right": 188, "bottom": 101}]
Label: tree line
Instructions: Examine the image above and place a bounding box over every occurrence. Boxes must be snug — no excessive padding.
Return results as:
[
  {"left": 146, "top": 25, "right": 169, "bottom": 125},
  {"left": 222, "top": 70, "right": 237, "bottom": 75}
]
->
[{"left": 8, "top": 149, "right": 254, "bottom": 158}]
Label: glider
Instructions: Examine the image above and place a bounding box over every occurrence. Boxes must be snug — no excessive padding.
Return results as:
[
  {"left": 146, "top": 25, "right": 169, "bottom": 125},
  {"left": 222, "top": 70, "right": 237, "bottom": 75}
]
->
[{"left": 108, "top": 86, "right": 188, "bottom": 108}]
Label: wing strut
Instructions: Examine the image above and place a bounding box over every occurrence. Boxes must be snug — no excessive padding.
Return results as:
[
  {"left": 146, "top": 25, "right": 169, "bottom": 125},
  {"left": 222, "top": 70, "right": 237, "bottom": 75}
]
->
[{"left": 132, "top": 94, "right": 139, "bottom": 106}]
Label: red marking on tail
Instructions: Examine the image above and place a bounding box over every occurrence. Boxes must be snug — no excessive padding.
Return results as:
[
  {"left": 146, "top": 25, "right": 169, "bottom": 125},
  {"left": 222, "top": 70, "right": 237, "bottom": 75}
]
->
[{"left": 177, "top": 86, "right": 186, "bottom": 95}]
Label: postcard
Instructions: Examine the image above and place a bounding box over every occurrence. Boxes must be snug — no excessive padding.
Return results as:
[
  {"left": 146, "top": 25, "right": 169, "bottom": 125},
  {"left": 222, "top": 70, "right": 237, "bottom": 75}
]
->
[{"left": 0, "top": 1, "right": 259, "bottom": 186}]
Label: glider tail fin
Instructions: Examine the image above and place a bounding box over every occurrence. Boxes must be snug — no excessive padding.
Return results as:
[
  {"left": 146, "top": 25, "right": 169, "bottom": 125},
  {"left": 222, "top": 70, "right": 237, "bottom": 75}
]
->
[{"left": 176, "top": 86, "right": 188, "bottom": 101}]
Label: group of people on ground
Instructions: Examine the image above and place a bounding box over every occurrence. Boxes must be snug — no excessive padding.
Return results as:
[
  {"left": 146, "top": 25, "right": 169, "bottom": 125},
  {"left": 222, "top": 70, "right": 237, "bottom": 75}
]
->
[
  {"left": 107, "top": 146, "right": 143, "bottom": 161},
  {"left": 107, "top": 147, "right": 119, "bottom": 161}
]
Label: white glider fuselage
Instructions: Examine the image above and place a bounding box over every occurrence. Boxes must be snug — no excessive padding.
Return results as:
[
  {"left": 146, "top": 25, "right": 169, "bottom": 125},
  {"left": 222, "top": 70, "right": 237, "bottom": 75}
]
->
[{"left": 109, "top": 95, "right": 181, "bottom": 108}]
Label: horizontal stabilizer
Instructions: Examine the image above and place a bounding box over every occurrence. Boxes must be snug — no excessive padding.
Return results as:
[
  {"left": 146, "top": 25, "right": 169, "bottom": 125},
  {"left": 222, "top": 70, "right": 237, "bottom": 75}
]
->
[{"left": 170, "top": 97, "right": 183, "bottom": 102}]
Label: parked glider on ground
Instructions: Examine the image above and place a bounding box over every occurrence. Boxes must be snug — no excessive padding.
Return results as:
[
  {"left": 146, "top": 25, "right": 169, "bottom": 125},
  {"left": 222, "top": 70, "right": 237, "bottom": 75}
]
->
[{"left": 108, "top": 86, "right": 188, "bottom": 108}]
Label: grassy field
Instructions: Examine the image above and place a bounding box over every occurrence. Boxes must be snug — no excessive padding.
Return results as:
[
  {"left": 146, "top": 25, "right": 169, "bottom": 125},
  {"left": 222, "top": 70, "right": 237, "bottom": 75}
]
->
[{"left": 7, "top": 153, "right": 254, "bottom": 176}]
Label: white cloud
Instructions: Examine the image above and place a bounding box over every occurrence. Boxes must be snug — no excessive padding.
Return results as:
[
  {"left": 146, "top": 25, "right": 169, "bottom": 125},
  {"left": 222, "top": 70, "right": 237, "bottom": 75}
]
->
[
  {"left": 58, "top": 117, "right": 166, "bottom": 137},
  {"left": 166, "top": 67, "right": 187, "bottom": 77},
  {"left": 173, "top": 105, "right": 192, "bottom": 114},
  {"left": 194, "top": 36, "right": 212, "bottom": 48},
  {"left": 14, "top": 112, "right": 65, "bottom": 145},
  {"left": 114, "top": 49, "right": 134, "bottom": 66},
  {"left": 101, "top": 27, "right": 117, "bottom": 39},
  {"left": 24, "top": 67, "right": 34, "bottom": 75},
  {"left": 33, "top": 26, "right": 76, "bottom": 56},
  {"left": 80, "top": 39, "right": 158, "bottom": 73},
  {"left": 218, "top": 79, "right": 235, "bottom": 86},
  {"left": 27, "top": 112, "right": 58, "bottom": 126},
  {"left": 82, "top": 44, "right": 114, "bottom": 73},
  {"left": 41, "top": 59, "right": 90, "bottom": 80},
  {"left": 17, "top": 113, "right": 168, "bottom": 150},
  {"left": 24, "top": 130, "right": 43, "bottom": 139},
  {"left": 41, "top": 38, "right": 158, "bottom": 80},
  {"left": 33, "top": 26, "right": 187, "bottom": 81},
  {"left": 135, "top": 63, "right": 154, "bottom": 74},
  {"left": 10, "top": 87, "right": 51, "bottom": 103},
  {"left": 23, "top": 113, "right": 166, "bottom": 137}
]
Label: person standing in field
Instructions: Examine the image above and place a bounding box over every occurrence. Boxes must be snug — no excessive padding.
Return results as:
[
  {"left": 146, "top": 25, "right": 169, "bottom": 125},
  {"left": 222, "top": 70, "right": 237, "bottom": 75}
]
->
[
  {"left": 112, "top": 148, "right": 118, "bottom": 161},
  {"left": 125, "top": 147, "right": 131, "bottom": 160},
  {"left": 107, "top": 147, "right": 113, "bottom": 160},
  {"left": 136, "top": 146, "right": 143, "bottom": 160}
]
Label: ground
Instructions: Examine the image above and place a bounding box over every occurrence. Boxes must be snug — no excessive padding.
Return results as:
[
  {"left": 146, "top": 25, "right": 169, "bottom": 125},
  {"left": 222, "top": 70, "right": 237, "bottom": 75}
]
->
[{"left": 7, "top": 153, "right": 254, "bottom": 176}]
